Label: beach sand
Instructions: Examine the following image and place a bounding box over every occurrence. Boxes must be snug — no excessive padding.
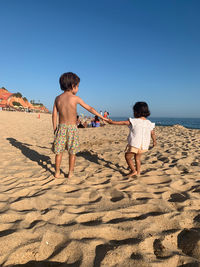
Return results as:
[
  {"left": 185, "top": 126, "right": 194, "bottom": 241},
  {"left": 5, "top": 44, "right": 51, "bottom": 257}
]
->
[{"left": 0, "top": 111, "right": 200, "bottom": 267}]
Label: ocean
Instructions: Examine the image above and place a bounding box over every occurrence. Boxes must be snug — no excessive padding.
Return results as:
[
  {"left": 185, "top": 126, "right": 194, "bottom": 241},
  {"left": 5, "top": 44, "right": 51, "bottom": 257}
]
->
[{"left": 111, "top": 117, "right": 200, "bottom": 130}]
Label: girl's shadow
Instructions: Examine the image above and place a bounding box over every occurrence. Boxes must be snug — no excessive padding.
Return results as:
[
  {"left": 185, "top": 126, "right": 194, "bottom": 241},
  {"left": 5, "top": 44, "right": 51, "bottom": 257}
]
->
[{"left": 76, "top": 151, "right": 127, "bottom": 176}]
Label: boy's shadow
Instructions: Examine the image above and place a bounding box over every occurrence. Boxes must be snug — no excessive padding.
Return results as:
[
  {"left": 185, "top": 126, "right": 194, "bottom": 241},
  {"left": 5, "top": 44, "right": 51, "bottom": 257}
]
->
[
  {"left": 76, "top": 151, "right": 127, "bottom": 176},
  {"left": 7, "top": 138, "right": 126, "bottom": 177},
  {"left": 6, "top": 138, "right": 57, "bottom": 176}
]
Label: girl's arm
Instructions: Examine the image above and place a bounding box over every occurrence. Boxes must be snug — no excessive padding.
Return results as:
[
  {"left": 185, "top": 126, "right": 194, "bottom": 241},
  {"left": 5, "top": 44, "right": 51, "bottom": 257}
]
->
[
  {"left": 108, "top": 119, "right": 130, "bottom": 126},
  {"left": 151, "top": 130, "right": 157, "bottom": 146}
]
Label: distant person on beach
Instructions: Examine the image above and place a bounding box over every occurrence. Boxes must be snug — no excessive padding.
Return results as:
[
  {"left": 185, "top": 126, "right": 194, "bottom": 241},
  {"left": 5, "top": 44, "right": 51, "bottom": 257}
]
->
[
  {"left": 91, "top": 115, "right": 100, "bottom": 127},
  {"left": 77, "top": 115, "right": 87, "bottom": 128},
  {"left": 108, "top": 102, "right": 156, "bottom": 176},
  {"left": 52, "top": 72, "right": 108, "bottom": 178},
  {"left": 103, "top": 111, "right": 108, "bottom": 118}
]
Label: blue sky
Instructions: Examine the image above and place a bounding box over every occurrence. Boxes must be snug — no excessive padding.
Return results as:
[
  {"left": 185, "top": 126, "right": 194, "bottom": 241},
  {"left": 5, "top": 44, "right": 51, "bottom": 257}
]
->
[{"left": 0, "top": 0, "right": 200, "bottom": 118}]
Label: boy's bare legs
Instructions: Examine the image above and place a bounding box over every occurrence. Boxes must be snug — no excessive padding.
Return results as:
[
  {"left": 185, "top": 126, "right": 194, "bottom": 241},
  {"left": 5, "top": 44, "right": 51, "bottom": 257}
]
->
[
  {"left": 55, "top": 153, "right": 62, "bottom": 178},
  {"left": 125, "top": 152, "right": 137, "bottom": 176},
  {"left": 68, "top": 153, "right": 76, "bottom": 178},
  {"left": 134, "top": 153, "right": 142, "bottom": 175}
]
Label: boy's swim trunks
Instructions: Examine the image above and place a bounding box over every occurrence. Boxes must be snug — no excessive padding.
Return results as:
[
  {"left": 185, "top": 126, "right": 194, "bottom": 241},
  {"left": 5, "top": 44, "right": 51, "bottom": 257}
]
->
[{"left": 53, "top": 124, "right": 79, "bottom": 154}]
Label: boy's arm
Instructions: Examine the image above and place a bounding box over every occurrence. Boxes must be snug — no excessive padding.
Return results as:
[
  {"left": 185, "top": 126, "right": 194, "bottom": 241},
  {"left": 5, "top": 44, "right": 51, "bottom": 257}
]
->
[
  {"left": 77, "top": 97, "right": 108, "bottom": 121},
  {"left": 151, "top": 130, "right": 156, "bottom": 146},
  {"left": 108, "top": 119, "right": 130, "bottom": 125},
  {"left": 52, "top": 100, "right": 58, "bottom": 133}
]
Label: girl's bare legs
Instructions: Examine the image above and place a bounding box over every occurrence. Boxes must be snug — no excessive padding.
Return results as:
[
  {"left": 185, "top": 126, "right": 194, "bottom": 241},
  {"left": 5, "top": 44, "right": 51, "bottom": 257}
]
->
[
  {"left": 55, "top": 153, "right": 62, "bottom": 178},
  {"left": 68, "top": 154, "right": 76, "bottom": 178},
  {"left": 134, "top": 153, "right": 142, "bottom": 175},
  {"left": 125, "top": 152, "right": 137, "bottom": 176}
]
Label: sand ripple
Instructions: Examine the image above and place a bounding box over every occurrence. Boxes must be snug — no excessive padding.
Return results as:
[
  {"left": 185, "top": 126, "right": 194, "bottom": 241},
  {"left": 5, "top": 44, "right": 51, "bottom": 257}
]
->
[{"left": 0, "top": 112, "right": 200, "bottom": 266}]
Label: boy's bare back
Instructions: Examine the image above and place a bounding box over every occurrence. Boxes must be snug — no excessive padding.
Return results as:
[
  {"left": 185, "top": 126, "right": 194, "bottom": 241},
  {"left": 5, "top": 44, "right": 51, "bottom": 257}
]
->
[
  {"left": 52, "top": 84, "right": 106, "bottom": 132},
  {"left": 55, "top": 91, "right": 78, "bottom": 125}
]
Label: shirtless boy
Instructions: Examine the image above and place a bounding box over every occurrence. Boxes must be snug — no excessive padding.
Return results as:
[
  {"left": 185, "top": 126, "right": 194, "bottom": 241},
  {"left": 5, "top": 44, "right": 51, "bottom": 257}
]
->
[{"left": 52, "top": 72, "right": 108, "bottom": 178}]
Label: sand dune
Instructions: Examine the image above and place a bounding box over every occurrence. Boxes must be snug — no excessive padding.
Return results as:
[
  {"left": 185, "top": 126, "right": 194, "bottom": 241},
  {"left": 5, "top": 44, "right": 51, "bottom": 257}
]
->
[{"left": 0, "top": 111, "right": 200, "bottom": 266}]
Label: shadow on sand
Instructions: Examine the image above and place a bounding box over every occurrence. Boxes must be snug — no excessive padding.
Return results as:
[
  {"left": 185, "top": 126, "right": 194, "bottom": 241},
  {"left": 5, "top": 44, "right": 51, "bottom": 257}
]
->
[
  {"left": 10, "top": 260, "right": 81, "bottom": 267},
  {"left": 6, "top": 138, "right": 57, "bottom": 176},
  {"left": 76, "top": 150, "right": 127, "bottom": 176},
  {"left": 6, "top": 138, "right": 127, "bottom": 177}
]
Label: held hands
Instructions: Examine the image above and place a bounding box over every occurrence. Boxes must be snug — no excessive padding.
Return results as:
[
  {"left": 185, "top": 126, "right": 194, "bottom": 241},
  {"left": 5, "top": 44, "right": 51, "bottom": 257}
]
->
[{"left": 107, "top": 119, "right": 113, "bottom": 124}]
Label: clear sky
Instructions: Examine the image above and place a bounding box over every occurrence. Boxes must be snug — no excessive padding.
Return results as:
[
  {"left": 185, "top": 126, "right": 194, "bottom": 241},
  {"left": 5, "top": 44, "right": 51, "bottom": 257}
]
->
[{"left": 1, "top": 0, "right": 200, "bottom": 118}]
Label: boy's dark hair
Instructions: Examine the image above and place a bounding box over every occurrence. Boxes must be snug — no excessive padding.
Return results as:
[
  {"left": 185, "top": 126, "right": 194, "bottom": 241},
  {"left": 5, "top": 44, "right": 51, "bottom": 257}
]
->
[
  {"left": 133, "top": 102, "right": 150, "bottom": 118},
  {"left": 59, "top": 72, "right": 80, "bottom": 91}
]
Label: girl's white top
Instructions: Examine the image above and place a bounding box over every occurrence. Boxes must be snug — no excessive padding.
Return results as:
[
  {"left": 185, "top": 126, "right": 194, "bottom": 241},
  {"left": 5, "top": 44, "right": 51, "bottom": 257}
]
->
[{"left": 127, "top": 118, "right": 155, "bottom": 150}]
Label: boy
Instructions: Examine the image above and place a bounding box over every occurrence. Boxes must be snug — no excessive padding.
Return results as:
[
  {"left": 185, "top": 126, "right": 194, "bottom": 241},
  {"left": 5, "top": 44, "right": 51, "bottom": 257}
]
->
[{"left": 52, "top": 72, "right": 108, "bottom": 178}]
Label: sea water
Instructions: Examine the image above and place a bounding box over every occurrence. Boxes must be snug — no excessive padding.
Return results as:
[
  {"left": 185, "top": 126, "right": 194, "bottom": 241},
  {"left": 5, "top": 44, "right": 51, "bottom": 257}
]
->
[{"left": 111, "top": 117, "right": 200, "bottom": 130}]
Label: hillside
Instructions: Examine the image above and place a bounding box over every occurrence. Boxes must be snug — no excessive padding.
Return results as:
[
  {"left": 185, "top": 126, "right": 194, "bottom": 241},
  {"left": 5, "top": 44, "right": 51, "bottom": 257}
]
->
[{"left": 0, "top": 88, "right": 49, "bottom": 113}]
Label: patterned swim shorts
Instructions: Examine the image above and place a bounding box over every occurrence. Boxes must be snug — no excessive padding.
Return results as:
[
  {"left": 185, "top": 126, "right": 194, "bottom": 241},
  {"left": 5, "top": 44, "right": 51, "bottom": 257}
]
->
[{"left": 53, "top": 124, "right": 79, "bottom": 155}]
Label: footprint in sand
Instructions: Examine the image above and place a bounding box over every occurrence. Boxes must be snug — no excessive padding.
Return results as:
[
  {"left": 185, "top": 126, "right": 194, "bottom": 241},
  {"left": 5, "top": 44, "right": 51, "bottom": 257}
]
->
[
  {"left": 76, "top": 213, "right": 102, "bottom": 226},
  {"left": 168, "top": 192, "right": 189, "bottom": 203},
  {"left": 110, "top": 189, "right": 125, "bottom": 202},
  {"left": 140, "top": 176, "right": 171, "bottom": 185},
  {"left": 191, "top": 162, "right": 199, "bottom": 166},
  {"left": 157, "top": 156, "right": 170, "bottom": 163},
  {"left": 177, "top": 229, "right": 200, "bottom": 260}
]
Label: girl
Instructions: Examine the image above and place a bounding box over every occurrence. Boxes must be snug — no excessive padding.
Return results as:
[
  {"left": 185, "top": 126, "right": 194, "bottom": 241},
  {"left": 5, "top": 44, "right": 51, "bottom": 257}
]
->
[{"left": 108, "top": 102, "right": 156, "bottom": 176}]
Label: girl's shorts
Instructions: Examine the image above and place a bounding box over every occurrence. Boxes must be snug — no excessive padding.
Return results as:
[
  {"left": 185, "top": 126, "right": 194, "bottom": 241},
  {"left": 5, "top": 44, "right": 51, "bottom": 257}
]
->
[
  {"left": 52, "top": 124, "right": 79, "bottom": 155},
  {"left": 125, "top": 145, "right": 148, "bottom": 154}
]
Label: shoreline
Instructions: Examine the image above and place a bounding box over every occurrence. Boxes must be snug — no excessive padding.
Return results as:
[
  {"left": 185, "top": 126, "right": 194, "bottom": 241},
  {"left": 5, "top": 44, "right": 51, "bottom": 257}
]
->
[{"left": 111, "top": 116, "right": 200, "bottom": 130}]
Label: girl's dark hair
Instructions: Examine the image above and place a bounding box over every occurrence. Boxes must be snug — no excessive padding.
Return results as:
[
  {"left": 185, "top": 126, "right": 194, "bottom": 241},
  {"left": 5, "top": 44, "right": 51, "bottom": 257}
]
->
[
  {"left": 59, "top": 72, "right": 80, "bottom": 91},
  {"left": 133, "top": 102, "right": 150, "bottom": 118}
]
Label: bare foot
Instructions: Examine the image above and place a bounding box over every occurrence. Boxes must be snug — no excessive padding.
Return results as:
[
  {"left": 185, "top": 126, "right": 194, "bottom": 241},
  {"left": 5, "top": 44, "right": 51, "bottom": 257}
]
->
[
  {"left": 54, "top": 171, "right": 60, "bottom": 178},
  {"left": 67, "top": 172, "right": 74, "bottom": 178},
  {"left": 127, "top": 171, "right": 138, "bottom": 177}
]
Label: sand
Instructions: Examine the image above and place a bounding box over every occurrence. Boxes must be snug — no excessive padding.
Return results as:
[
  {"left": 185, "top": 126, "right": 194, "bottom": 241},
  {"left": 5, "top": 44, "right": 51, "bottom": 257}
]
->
[{"left": 0, "top": 111, "right": 200, "bottom": 267}]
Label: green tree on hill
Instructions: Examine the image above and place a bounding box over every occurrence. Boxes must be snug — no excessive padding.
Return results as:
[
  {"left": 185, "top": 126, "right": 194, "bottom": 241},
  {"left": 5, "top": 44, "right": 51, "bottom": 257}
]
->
[
  {"left": 13, "top": 92, "right": 23, "bottom": 98},
  {"left": 12, "top": 101, "right": 22, "bottom": 107},
  {"left": 30, "top": 99, "right": 44, "bottom": 106}
]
